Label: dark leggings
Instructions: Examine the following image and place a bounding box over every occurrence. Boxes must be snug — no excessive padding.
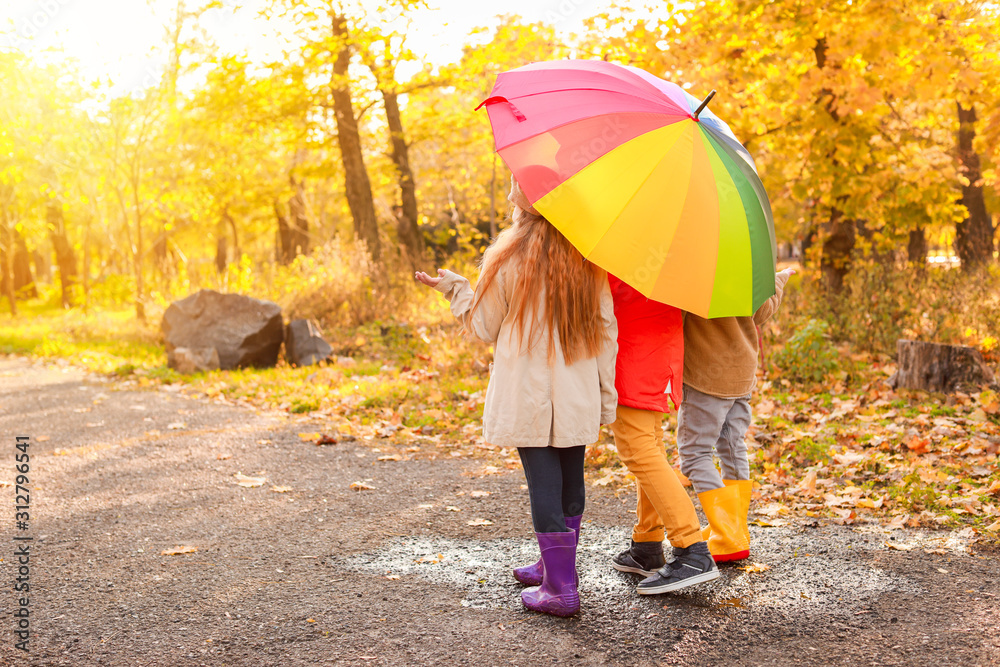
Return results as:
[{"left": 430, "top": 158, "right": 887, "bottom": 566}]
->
[{"left": 517, "top": 445, "right": 586, "bottom": 533}]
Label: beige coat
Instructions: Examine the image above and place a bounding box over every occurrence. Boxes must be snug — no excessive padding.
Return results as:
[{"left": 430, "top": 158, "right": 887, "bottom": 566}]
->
[
  {"left": 434, "top": 264, "right": 618, "bottom": 448},
  {"left": 682, "top": 271, "right": 790, "bottom": 399}
]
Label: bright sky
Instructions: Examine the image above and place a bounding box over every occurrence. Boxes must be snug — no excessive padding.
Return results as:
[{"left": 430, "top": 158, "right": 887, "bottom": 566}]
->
[{"left": 0, "top": 0, "right": 611, "bottom": 96}]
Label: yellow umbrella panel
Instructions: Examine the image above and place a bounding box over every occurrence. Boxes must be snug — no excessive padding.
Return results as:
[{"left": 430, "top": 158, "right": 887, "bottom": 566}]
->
[{"left": 532, "top": 119, "right": 770, "bottom": 318}]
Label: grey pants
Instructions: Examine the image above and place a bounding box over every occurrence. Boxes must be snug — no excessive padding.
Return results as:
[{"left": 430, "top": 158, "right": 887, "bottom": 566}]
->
[{"left": 677, "top": 384, "right": 752, "bottom": 494}]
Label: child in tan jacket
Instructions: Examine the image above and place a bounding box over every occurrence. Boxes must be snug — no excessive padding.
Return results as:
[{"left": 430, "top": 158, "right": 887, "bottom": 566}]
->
[
  {"left": 417, "top": 176, "right": 617, "bottom": 617},
  {"left": 678, "top": 268, "right": 794, "bottom": 562}
]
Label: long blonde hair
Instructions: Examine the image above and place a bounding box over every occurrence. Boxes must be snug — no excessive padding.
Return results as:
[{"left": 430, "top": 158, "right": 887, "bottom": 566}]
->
[{"left": 472, "top": 206, "right": 607, "bottom": 365}]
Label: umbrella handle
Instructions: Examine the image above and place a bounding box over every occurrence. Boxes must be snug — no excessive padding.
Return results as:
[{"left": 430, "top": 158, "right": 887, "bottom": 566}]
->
[
  {"left": 693, "top": 90, "right": 717, "bottom": 120},
  {"left": 475, "top": 96, "right": 527, "bottom": 122}
]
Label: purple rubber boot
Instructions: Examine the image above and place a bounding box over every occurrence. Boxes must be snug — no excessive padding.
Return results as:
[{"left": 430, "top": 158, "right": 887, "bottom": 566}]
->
[
  {"left": 520, "top": 530, "right": 580, "bottom": 617},
  {"left": 513, "top": 515, "right": 582, "bottom": 586}
]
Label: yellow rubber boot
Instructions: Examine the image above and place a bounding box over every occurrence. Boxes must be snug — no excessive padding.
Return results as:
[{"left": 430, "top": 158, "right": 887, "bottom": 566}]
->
[
  {"left": 725, "top": 479, "right": 752, "bottom": 548},
  {"left": 698, "top": 485, "right": 749, "bottom": 563}
]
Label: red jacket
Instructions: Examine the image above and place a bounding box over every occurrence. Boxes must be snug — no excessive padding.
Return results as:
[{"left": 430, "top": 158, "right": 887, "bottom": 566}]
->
[{"left": 609, "top": 275, "right": 684, "bottom": 412}]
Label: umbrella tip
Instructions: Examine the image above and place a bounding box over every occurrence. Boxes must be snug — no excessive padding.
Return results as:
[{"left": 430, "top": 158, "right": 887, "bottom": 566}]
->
[{"left": 693, "top": 89, "right": 717, "bottom": 120}]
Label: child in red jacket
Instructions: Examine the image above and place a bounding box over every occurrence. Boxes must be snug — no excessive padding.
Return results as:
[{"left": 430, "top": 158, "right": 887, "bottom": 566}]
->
[{"left": 607, "top": 277, "right": 719, "bottom": 594}]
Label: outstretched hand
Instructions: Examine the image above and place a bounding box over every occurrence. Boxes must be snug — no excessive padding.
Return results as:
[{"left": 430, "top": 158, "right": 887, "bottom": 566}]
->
[
  {"left": 778, "top": 267, "right": 797, "bottom": 280},
  {"left": 415, "top": 269, "right": 447, "bottom": 288}
]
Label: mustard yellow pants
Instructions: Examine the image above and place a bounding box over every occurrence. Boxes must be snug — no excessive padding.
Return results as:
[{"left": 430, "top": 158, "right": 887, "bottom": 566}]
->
[{"left": 611, "top": 405, "right": 702, "bottom": 548}]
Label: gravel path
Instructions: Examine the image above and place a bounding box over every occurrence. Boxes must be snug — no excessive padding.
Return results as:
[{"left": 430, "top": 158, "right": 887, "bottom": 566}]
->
[{"left": 1, "top": 357, "right": 997, "bottom": 666}]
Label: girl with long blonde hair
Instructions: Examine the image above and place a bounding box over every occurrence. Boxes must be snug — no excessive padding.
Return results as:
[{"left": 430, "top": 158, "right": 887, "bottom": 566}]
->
[{"left": 416, "top": 176, "right": 617, "bottom": 617}]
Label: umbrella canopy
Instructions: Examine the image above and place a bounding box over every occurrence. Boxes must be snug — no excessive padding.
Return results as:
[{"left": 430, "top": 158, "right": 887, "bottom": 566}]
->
[{"left": 477, "top": 59, "right": 777, "bottom": 318}]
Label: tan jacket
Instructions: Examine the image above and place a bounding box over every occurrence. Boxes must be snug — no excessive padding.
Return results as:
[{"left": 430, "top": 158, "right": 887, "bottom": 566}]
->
[
  {"left": 435, "top": 264, "right": 618, "bottom": 448},
  {"left": 682, "top": 272, "right": 790, "bottom": 399}
]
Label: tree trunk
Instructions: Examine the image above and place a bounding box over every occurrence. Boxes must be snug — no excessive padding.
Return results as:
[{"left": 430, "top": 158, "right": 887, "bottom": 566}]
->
[
  {"left": 132, "top": 185, "right": 145, "bottom": 323},
  {"left": 81, "top": 212, "right": 91, "bottom": 312},
  {"left": 955, "top": 102, "right": 995, "bottom": 271},
  {"left": 225, "top": 208, "right": 240, "bottom": 260},
  {"left": 13, "top": 232, "right": 36, "bottom": 297},
  {"left": 908, "top": 228, "right": 928, "bottom": 266},
  {"left": 330, "top": 12, "right": 380, "bottom": 261},
  {"left": 47, "top": 200, "right": 78, "bottom": 308},
  {"left": 382, "top": 89, "right": 424, "bottom": 269},
  {"left": 288, "top": 176, "right": 310, "bottom": 258},
  {"left": 0, "top": 203, "right": 15, "bottom": 316},
  {"left": 215, "top": 218, "right": 228, "bottom": 274},
  {"left": 888, "top": 339, "right": 996, "bottom": 393},
  {"left": 153, "top": 229, "right": 169, "bottom": 279},
  {"left": 814, "top": 38, "right": 856, "bottom": 294},
  {"left": 274, "top": 199, "right": 294, "bottom": 265},
  {"left": 821, "top": 208, "right": 855, "bottom": 294}
]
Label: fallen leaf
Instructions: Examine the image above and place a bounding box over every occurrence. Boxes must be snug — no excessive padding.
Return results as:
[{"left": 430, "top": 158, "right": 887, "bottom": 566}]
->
[
  {"left": 350, "top": 481, "right": 376, "bottom": 491},
  {"left": 470, "top": 490, "right": 490, "bottom": 498},
  {"left": 298, "top": 432, "right": 321, "bottom": 442},
  {"left": 985, "top": 520, "right": 1000, "bottom": 532},
  {"left": 306, "top": 618, "right": 316, "bottom": 623},
  {"left": 216, "top": 454, "right": 231, "bottom": 460},
  {"left": 234, "top": 473, "right": 265, "bottom": 488},
  {"left": 167, "top": 422, "right": 186, "bottom": 430},
  {"left": 824, "top": 494, "right": 852, "bottom": 507},
  {"left": 937, "top": 568, "right": 949, "bottom": 574},
  {"left": 967, "top": 408, "right": 988, "bottom": 423},
  {"left": 316, "top": 434, "right": 337, "bottom": 445},
  {"left": 884, "top": 541, "right": 914, "bottom": 551},
  {"left": 977, "top": 389, "right": 999, "bottom": 413},
  {"left": 831, "top": 508, "right": 857, "bottom": 522},
  {"left": 415, "top": 554, "right": 442, "bottom": 564},
  {"left": 758, "top": 502, "right": 790, "bottom": 517},
  {"left": 801, "top": 469, "right": 818, "bottom": 495},
  {"left": 161, "top": 546, "right": 197, "bottom": 556},
  {"left": 467, "top": 518, "right": 493, "bottom": 526},
  {"left": 752, "top": 518, "right": 789, "bottom": 527},
  {"left": 740, "top": 562, "right": 770, "bottom": 573},
  {"left": 36, "top": 435, "right": 50, "bottom": 442},
  {"left": 445, "top": 506, "right": 461, "bottom": 512},
  {"left": 832, "top": 451, "right": 865, "bottom": 466},
  {"left": 593, "top": 475, "right": 614, "bottom": 487},
  {"left": 271, "top": 486, "right": 293, "bottom": 493},
  {"left": 385, "top": 575, "right": 400, "bottom": 580},
  {"left": 377, "top": 454, "right": 402, "bottom": 461}
]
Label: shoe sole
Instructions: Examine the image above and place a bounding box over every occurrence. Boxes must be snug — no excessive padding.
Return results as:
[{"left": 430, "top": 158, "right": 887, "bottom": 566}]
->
[
  {"left": 612, "top": 562, "right": 658, "bottom": 577},
  {"left": 712, "top": 549, "right": 750, "bottom": 563},
  {"left": 636, "top": 569, "right": 721, "bottom": 595}
]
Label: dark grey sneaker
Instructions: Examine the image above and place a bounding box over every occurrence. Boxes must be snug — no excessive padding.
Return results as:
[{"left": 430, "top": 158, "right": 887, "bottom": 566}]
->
[
  {"left": 636, "top": 541, "right": 720, "bottom": 594},
  {"left": 612, "top": 540, "right": 666, "bottom": 577}
]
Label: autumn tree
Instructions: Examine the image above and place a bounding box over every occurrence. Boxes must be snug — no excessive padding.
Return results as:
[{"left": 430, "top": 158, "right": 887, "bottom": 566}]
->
[
  {"left": 328, "top": 9, "right": 381, "bottom": 260},
  {"left": 583, "top": 0, "right": 983, "bottom": 291},
  {"left": 357, "top": 16, "right": 433, "bottom": 270}
]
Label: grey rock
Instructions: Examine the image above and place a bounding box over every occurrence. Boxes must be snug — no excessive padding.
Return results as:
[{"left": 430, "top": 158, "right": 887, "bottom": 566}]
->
[
  {"left": 285, "top": 319, "right": 332, "bottom": 367},
  {"left": 168, "top": 347, "right": 220, "bottom": 374},
  {"left": 162, "top": 290, "right": 283, "bottom": 370}
]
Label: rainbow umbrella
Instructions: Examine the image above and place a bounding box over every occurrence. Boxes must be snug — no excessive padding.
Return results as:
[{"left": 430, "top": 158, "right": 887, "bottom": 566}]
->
[{"left": 476, "top": 59, "right": 777, "bottom": 318}]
